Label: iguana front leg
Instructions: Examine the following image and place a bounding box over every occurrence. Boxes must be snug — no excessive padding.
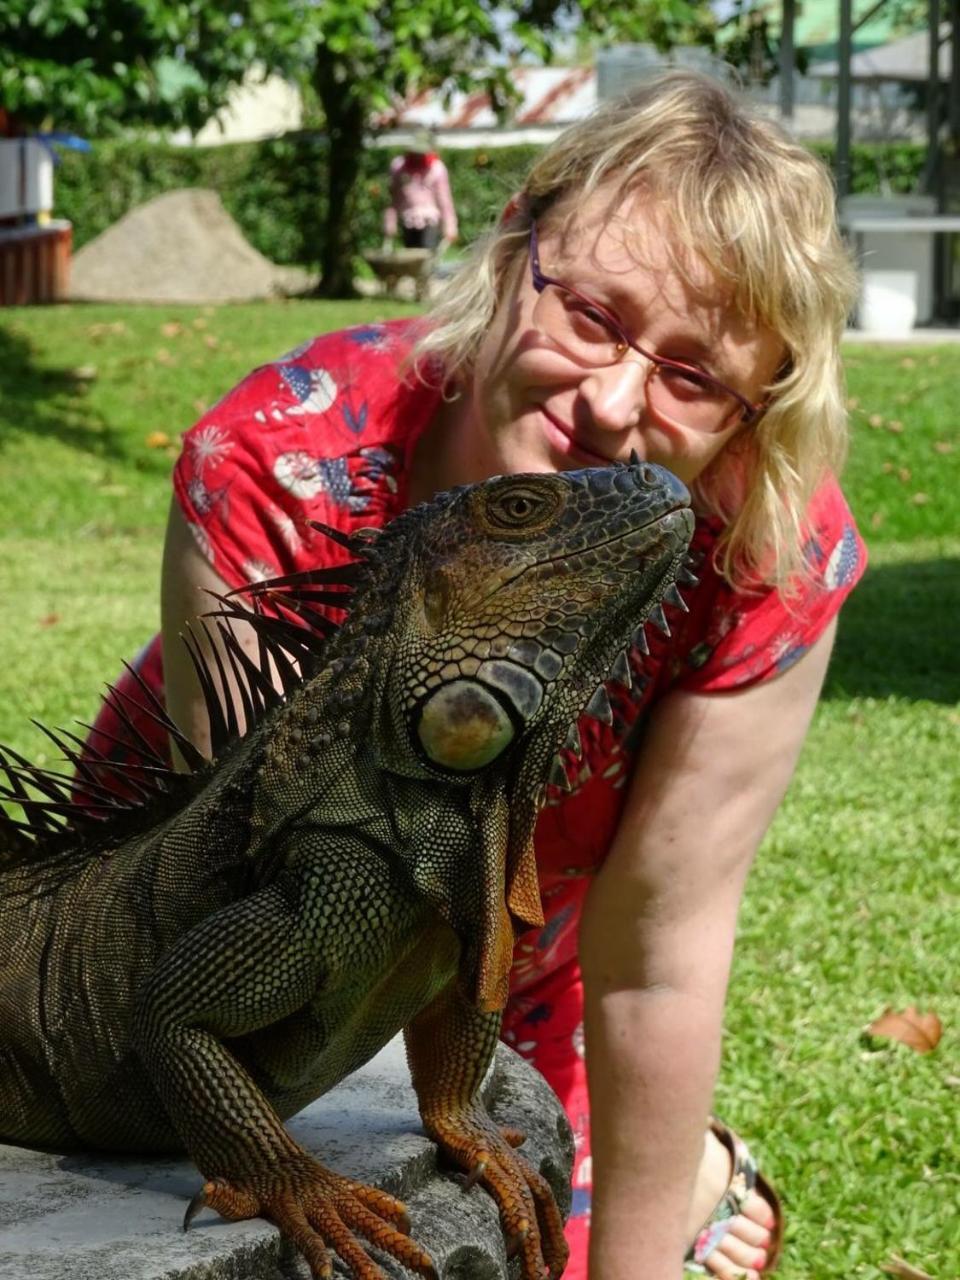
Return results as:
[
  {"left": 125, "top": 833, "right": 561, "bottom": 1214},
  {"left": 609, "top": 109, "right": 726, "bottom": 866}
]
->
[
  {"left": 132, "top": 875, "right": 435, "bottom": 1279},
  {"left": 405, "top": 981, "right": 569, "bottom": 1280}
]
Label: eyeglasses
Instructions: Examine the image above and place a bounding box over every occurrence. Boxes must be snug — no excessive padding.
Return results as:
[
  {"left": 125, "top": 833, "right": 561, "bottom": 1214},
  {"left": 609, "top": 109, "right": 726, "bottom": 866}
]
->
[{"left": 529, "top": 224, "right": 764, "bottom": 433}]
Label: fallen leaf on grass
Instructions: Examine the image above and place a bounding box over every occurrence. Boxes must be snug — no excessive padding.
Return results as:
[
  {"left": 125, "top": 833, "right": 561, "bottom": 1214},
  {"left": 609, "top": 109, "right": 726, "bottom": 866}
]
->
[
  {"left": 910, "top": 492, "right": 931, "bottom": 506},
  {"left": 870, "top": 512, "right": 884, "bottom": 530},
  {"left": 899, "top": 357, "right": 916, "bottom": 369},
  {"left": 144, "top": 431, "right": 172, "bottom": 449},
  {"left": 886, "top": 420, "right": 905, "bottom": 434},
  {"left": 160, "top": 321, "right": 182, "bottom": 338},
  {"left": 867, "top": 1006, "right": 942, "bottom": 1053},
  {"left": 71, "top": 364, "right": 98, "bottom": 382},
  {"left": 933, "top": 440, "right": 954, "bottom": 454},
  {"left": 37, "top": 613, "right": 60, "bottom": 628},
  {"left": 882, "top": 1253, "right": 933, "bottom": 1279},
  {"left": 868, "top": 413, "right": 884, "bottom": 428}
]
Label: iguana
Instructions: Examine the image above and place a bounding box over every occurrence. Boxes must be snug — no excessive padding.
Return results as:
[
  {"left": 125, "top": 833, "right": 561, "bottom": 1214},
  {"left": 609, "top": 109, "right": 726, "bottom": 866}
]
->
[{"left": 0, "top": 459, "right": 694, "bottom": 1280}]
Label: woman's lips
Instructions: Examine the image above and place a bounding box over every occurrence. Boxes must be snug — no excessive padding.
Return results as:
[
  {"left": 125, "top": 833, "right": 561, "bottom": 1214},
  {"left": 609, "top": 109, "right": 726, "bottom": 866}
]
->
[{"left": 538, "top": 405, "right": 615, "bottom": 465}]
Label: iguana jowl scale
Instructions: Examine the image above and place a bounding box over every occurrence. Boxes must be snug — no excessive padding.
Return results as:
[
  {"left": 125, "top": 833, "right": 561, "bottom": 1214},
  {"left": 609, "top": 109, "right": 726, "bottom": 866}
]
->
[{"left": 0, "top": 460, "right": 694, "bottom": 1280}]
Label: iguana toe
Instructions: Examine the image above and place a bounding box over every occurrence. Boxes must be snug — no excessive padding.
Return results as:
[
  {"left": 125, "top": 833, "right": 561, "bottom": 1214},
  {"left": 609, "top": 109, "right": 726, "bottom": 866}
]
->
[
  {"left": 183, "top": 1160, "right": 436, "bottom": 1280},
  {"left": 427, "top": 1108, "right": 569, "bottom": 1280}
]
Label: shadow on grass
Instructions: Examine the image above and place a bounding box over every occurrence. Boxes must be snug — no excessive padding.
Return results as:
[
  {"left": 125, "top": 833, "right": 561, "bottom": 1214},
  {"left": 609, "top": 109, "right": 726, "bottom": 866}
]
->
[
  {"left": 0, "top": 322, "right": 127, "bottom": 461},
  {"left": 825, "top": 557, "right": 960, "bottom": 704}
]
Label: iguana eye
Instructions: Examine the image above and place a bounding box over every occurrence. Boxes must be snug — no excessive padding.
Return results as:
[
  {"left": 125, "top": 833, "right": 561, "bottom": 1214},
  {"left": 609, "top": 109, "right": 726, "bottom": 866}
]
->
[{"left": 477, "top": 479, "right": 564, "bottom": 536}]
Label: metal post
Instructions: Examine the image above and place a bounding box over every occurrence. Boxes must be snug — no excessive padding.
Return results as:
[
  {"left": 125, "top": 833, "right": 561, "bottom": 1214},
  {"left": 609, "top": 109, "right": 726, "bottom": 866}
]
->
[
  {"left": 836, "top": 0, "right": 854, "bottom": 199},
  {"left": 949, "top": 0, "right": 960, "bottom": 142},
  {"left": 926, "top": 0, "right": 941, "bottom": 195},
  {"left": 780, "top": 0, "right": 796, "bottom": 119}
]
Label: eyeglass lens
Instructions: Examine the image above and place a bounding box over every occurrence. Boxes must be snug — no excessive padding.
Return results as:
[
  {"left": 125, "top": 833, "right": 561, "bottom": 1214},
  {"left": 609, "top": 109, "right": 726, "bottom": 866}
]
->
[{"left": 533, "top": 282, "right": 744, "bottom": 433}]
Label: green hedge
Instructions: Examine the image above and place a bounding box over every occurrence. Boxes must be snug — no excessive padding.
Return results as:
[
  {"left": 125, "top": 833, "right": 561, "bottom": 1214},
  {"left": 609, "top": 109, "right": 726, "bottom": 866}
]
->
[{"left": 54, "top": 135, "right": 928, "bottom": 267}]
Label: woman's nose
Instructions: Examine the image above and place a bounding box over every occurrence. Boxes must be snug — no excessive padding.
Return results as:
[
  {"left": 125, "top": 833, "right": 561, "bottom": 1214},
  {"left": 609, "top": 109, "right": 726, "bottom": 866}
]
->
[{"left": 578, "top": 356, "right": 649, "bottom": 431}]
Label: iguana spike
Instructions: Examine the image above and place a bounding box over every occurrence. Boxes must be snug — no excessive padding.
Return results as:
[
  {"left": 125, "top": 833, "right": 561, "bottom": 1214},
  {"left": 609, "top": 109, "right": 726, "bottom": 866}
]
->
[
  {"left": 214, "top": 623, "right": 255, "bottom": 733},
  {"left": 664, "top": 582, "right": 689, "bottom": 613},
  {"left": 182, "top": 624, "right": 231, "bottom": 756},
  {"left": 304, "top": 519, "right": 361, "bottom": 552},
  {"left": 564, "top": 722, "right": 582, "bottom": 759},
  {"left": 585, "top": 685, "right": 613, "bottom": 726},
  {"left": 677, "top": 562, "right": 699, "bottom": 586},
  {"left": 548, "top": 755, "right": 572, "bottom": 792},
  {"left": 648, "top": 605, "right": 671, "bottom": 637},
  {"left": 632, "top": 625, "right": 649, "bottom": 656},
  {"left": 629, "top": 447, "right": 641, "bottom": 466},
  {"left": 119, "top": 659, "right": 206, "bottom": 773},
  {"left": 610, "top": 650, "right": 632, "bottom": 690}
]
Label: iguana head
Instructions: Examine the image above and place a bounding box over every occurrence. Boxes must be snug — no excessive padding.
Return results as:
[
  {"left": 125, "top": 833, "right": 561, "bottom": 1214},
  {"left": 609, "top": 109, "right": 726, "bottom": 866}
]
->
[
  {"left": 357, "top": 459, "right": 694, "bottom": 1008},
  {"left": 378, "top": 459, "right": 693, "bottom": 781}
]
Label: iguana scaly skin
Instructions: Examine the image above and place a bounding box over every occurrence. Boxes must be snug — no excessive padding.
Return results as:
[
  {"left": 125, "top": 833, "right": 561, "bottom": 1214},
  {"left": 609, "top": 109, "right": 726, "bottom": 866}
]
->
[{"left": 0, "top": 460, "right": 694, "bottom": 1279}]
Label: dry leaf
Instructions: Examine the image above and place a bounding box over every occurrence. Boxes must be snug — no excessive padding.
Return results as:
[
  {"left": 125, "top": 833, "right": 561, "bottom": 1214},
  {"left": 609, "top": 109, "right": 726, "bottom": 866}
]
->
[
  {"left": 160, "top": 321, "right": 182, "bottom": 338},
  {"left": 71, "top": 364, "right": 98, "bottom": 382},
  {"left": 847, "top": 396, "right": 861, "bottom": 410},
  {"left": 868, "top": 413, "right": 884, "bottom": 428},
  {"left": 867, "top": 1006, "right": 942, "bottom": 1053},
  {"left": 192, "top": 316, "right": 208, "bottom": 329},
  {"left": 145, "top": 431, "right": 172, "bottom": 449},
  {"left": 870, "top": 512, "right": 884, "bottom": 530},
  {"left": 203, "top": 334, "right": 219, "bottom": 349},
  {"left": 933, "top": 441, "right": 954, "bottom": 454},
  {"left": 899, "top": 357, "right": 916, "bottom": 369},
  {"left": 910, "top": 492, "right": 931, "bottom": 506},
  {"left": 882, "top": 1253, "right": 933, "bottom": 1279},
  {"left": 193, "top": 397, "right": 208, "bottom": 414},
  {"left": 38, "top": 613, "right": 60, "bottom": 628},
  {"left": 897, "top": 467, "right": 912, "bottom": 483},
  {"left": 155, "top": 348, "right": 175, "bottom": 366},
  {"left": 886, "top": 420, "right": 905, "bottom": 434}
]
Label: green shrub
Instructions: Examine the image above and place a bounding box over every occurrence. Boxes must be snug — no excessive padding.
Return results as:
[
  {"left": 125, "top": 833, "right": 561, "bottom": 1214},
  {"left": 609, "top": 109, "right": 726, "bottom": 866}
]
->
[{"left": 54, "top": 135, "right": 929, "bottom": 266}]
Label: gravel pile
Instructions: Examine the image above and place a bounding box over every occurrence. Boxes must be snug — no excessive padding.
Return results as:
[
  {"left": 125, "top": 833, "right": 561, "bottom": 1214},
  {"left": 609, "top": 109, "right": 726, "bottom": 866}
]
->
[{"left": 70, "top": 188, "right": 312, "bottom": 303}]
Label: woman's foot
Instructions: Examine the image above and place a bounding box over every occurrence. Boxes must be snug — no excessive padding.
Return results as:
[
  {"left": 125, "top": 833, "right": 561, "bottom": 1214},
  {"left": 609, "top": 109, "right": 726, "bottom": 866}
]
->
[{"left": 685, "top": 1124, "right": 779, "bottom": 1280}]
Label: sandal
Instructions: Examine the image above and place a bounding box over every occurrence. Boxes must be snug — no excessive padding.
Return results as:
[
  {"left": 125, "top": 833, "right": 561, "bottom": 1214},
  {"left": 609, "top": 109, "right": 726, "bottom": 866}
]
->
[{"left": 683, "top": 1116, "right": 784, "bottom": 1275}]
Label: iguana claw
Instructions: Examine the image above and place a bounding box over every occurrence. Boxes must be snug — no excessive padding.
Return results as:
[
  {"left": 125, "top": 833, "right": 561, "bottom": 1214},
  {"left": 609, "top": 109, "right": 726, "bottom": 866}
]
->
[
  {"left": 183, "top": 1160, "right": 435, "bottom": 1280},
  {"left": 426, "top": 1109, "right": 569, "bottom": 1280}
]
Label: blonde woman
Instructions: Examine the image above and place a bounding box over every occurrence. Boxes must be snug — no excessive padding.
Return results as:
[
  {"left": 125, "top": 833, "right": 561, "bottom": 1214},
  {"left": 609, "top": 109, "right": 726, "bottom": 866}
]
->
[{"left": 86, "top": 71, "right": 866, "bottom": 1280}]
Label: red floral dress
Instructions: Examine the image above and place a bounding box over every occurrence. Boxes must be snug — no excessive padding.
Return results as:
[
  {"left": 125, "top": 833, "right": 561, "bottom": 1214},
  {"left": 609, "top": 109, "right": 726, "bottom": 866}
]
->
[{"left": 85, "top": 318, "right": 866, "bottom": 1275}]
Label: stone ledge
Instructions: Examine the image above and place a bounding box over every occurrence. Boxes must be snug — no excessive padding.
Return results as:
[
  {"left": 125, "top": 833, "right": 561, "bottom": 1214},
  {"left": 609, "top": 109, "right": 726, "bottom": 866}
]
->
[{"left": 0, "top": 1039, "right": 573, "bottom": 1279}]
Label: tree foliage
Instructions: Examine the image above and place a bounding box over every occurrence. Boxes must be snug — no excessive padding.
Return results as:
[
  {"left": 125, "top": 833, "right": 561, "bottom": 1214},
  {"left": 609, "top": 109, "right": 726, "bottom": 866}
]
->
[{"left": 1, "top": 0, "right": 718, "bottom": 295}]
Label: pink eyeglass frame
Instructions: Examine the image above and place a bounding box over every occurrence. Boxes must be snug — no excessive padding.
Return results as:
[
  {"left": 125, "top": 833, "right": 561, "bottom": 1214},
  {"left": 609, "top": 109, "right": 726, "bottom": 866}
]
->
[{"left": 529, "top": 223, "right": 764, "bottom": 427}]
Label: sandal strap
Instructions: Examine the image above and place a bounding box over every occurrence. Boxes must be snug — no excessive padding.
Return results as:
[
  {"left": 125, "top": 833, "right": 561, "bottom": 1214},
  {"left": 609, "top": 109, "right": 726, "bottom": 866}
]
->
[{"left": 683, "top": 1118, "right": 761, "bottom": 1269}]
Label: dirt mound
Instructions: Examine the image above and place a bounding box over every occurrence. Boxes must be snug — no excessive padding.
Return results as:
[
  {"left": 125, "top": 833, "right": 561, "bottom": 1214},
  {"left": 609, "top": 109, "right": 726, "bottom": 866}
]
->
[{"left": 70, "top": 188, "right": 312, "bottom": 303}]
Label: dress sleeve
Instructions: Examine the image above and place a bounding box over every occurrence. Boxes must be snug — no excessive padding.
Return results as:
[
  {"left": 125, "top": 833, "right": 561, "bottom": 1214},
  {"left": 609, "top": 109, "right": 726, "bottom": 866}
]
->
[
  {"left": 171, "top": 323, "right": 425, "bottom": 590},
  {"left": 675, "top": 476, "right": 868, "bottom": 693}
]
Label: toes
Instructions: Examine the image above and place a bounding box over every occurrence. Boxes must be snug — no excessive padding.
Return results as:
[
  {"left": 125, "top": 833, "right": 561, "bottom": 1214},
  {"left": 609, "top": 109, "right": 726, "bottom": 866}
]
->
[
  {"left": 723, "top": 1211, "right": 771, "bottom": 1250},
  {"left": 333, "top": 1198, "right": 435, "bottom": 1276},
  {"left": 704, "top": 1228, "right": 768, "bottom": 1280},
  {"left": 741, "top": 1187, "right": 777, "bottom": 1232},
  {"left": 344, "top": 1182, "right": 412, "bottom": 1234}
]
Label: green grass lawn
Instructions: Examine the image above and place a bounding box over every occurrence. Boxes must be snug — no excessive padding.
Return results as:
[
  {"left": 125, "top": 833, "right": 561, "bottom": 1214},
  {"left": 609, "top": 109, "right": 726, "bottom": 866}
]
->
[{"left": 1, "top": 303, "right": 958, "bottom": 1279}]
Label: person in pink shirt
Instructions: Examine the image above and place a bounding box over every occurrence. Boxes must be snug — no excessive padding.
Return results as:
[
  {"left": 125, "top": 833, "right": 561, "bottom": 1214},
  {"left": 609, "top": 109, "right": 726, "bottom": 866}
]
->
[{"left": 382, "top": 127, "right": 458, "bottom": 252}]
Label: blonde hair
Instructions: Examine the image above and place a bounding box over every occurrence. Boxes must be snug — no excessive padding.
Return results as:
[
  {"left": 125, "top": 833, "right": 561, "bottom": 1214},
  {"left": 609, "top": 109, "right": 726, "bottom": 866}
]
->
[{"left": 412, "top": 69, "right": 859, "bottom": 589}]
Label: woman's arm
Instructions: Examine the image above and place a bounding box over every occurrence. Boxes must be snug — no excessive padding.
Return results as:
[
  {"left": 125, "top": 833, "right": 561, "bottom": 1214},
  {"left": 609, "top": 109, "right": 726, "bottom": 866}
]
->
[
  {"left": 580, "top": 619, "right": 837, "bottom": 1280},
  {"left": 160, "top": 498, "right": 273, "bottom": 763}
]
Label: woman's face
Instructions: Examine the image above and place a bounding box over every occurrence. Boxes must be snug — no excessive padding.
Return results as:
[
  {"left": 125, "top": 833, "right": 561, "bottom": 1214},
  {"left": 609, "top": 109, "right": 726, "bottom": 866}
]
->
[{"left": 457, "top": 189, "right": 785, "bottom": 489}]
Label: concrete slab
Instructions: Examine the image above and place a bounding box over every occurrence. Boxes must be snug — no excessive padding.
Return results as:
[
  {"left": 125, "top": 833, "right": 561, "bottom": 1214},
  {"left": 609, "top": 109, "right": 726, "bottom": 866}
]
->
[{"left": 0, "top": 1038, "right": 573, "bottom": 1280}]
